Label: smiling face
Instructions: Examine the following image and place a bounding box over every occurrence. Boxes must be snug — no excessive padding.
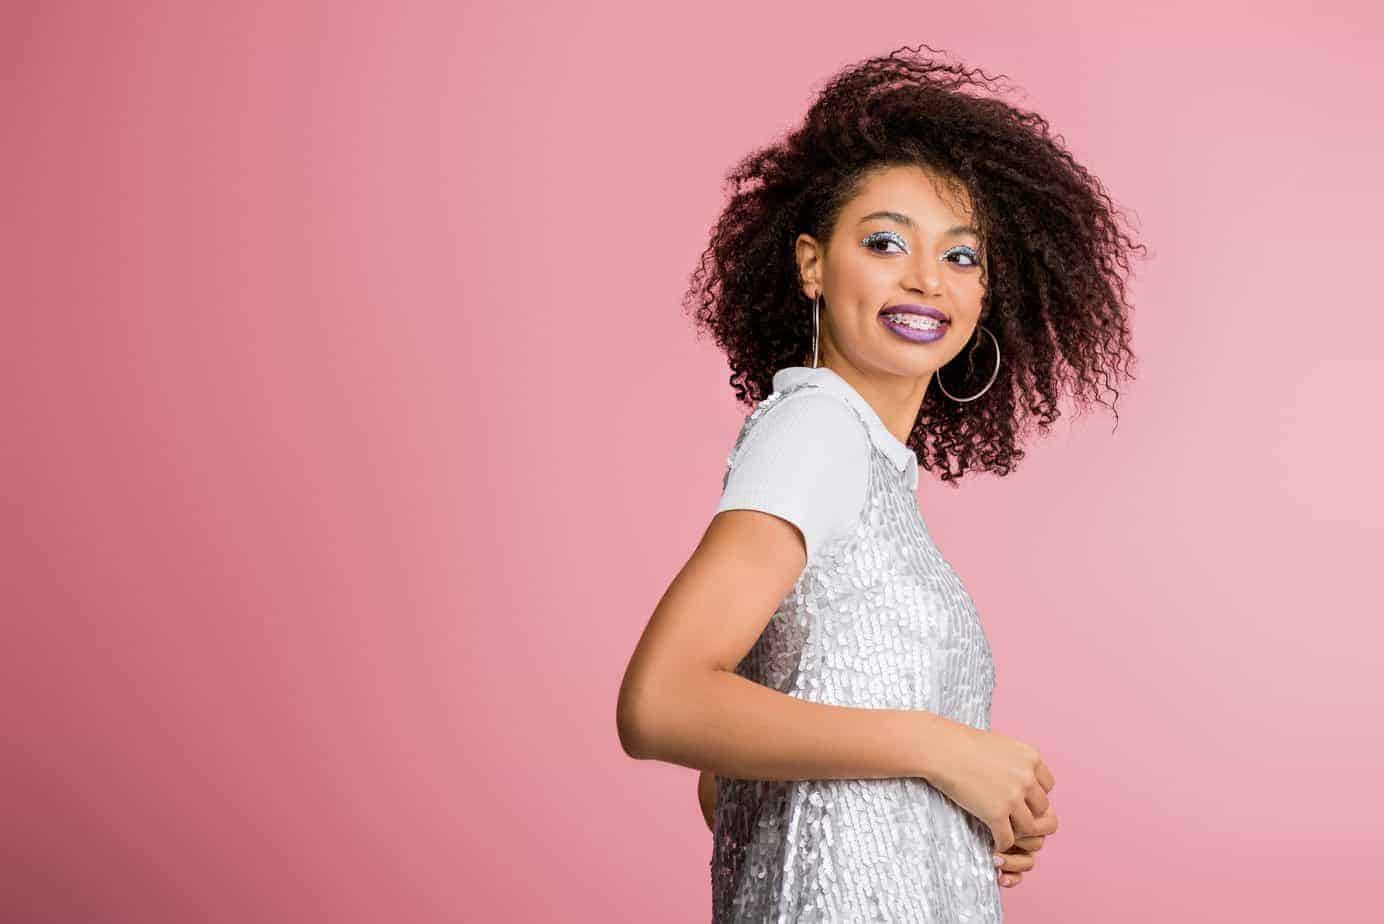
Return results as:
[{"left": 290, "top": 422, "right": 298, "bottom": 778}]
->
[{"left": 795, "top": 163, "right": 987, "bottom": 381}]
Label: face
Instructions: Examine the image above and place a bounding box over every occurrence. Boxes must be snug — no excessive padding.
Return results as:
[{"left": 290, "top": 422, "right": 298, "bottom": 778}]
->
[{"left": 795, "top": 163, "right": 987, "bottom": 381}]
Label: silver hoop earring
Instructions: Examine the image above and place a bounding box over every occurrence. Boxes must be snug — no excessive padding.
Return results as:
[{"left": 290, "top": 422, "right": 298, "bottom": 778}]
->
[
  {"left": 812, "top": 293, "right": 821, "bottom": 369},
  {"left": 935, "top": 324, "right": 1000, "bottom": 402}
]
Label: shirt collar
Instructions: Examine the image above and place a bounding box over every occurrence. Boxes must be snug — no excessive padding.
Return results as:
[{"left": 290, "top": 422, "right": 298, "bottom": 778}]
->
[{"left": 772, "top": 366, "right": 920, "bottom": 491}]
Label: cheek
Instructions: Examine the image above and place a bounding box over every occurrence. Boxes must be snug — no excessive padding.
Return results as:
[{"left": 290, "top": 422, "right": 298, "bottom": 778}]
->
[
  {"left": 956, "top": 282, "right": 986, "bottom": 317},
  {"left": 846, "top": 267, "right": 898, "bottom": 309}
]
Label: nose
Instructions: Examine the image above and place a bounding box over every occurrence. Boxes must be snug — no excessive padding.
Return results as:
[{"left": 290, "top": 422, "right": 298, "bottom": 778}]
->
[{"left": 902, "top": 255, "right": 944, "bottom": 295}]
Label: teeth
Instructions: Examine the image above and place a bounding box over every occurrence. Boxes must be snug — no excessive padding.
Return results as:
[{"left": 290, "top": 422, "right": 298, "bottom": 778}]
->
[{"left": 883, "top": 313, "right": 945, "bottom": 330}]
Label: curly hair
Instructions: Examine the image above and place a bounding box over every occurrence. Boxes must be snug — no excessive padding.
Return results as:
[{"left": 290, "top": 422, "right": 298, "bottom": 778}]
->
[{"left": 684, "top": 43, "right": 1147, "bottom": 484}]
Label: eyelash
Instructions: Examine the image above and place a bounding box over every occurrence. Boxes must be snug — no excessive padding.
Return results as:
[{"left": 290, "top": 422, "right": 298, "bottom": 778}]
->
[{"left": 861, "top": 230, "right": 979, "bottom": 267}]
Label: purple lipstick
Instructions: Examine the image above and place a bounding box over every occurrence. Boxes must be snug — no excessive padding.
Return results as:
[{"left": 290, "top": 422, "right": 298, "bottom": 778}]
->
[{"left": 879, "top": 304, "right": 950, "bottom": 343}]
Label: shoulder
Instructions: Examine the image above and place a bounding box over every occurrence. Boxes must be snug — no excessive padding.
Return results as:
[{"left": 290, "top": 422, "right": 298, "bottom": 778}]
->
[
  {"left": 728, "top": 385, "right": 870, "bottom": 471},
  {"left": 715, "top": 386, "right": 871, "bottom": 564}
]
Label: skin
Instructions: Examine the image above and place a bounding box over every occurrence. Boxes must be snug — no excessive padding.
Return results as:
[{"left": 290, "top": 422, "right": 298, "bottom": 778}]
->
[
  {"left": 617, "top": 161, "right": 1058, "bottom": 893},
  {"left": 796, "top": 162, "right": 989, "bottom": 447},
  {"left": 713, "top": 165, "right": 1058, "bottom": 888}
]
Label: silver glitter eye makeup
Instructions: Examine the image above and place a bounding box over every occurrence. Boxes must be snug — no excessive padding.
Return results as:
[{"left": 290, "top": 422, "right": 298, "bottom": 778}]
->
[
  {"left": 945, "top": 246, "right": 980, "bottom": 266},
  {"left": 861, "top": 230, "right": 907, "bottom": 253},
  {"left": 863, "top": 232, "right": 979, "bottom": 266}
]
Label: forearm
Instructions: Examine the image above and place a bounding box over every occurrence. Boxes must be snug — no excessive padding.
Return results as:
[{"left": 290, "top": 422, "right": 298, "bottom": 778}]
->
[{"left": 621, "top": 666, "right": 959, "bottom": 783}]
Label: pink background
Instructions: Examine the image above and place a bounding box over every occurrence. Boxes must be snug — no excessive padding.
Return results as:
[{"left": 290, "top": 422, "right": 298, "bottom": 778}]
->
[{"left": 4, "top": 2, "right": 1381, "bottom": 921}]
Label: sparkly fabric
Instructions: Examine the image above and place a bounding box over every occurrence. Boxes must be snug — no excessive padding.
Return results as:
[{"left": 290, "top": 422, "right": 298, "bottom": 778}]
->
[{"left": 710, "top": 375, "right": 1001, "bottom": 923}]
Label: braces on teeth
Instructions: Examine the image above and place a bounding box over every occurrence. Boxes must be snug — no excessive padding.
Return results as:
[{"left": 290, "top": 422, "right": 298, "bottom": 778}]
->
[{"left": 883, "top": 313, "right": 945, "bottom": 330}]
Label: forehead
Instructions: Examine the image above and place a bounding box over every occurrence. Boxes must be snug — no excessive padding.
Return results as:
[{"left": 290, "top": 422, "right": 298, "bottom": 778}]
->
[{"left": 843, "top": 164, "right": 975, "bottom": 223}]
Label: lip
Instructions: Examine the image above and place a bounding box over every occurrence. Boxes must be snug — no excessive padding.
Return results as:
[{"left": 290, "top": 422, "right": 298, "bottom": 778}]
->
[{"left": 879, "top": 303, "right": 950, "bottom": 322}]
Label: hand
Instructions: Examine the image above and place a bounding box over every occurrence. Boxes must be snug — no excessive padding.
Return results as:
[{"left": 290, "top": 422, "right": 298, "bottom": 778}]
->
[
  {"left": 698, "top": 769, "right": 716, "bottom": 831},
  {"left": 990, "top": 808, "right": 1058, "bottom": 888},
  {"left": 924, "top": 720, "right": 1056, "bottom": 852}
]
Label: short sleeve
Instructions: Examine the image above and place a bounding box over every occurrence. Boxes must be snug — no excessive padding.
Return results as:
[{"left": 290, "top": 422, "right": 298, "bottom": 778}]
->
[{"left": 715, "top": 390, "right": 870, "bottom": 564}]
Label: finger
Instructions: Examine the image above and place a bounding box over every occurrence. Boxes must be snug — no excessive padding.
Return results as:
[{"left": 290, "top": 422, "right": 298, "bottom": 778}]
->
[
  {"left": 1027, "top": 807, "right": 1058, "bottom": 836},
  {"left": 1010, "top": 799, "right": 1038, "bottom": 839},
  {"left": 998, "top": 870, "right": 1023, "bottom": 888},
  {"left": 1034, "top": 760, "right": 1055, "bottom": 793},
  {"left": 993, "top": 850, "right": 1036, "bottom": 873},
  {"left": 991, "top": 816, "right": 1016, "bottom": 852},
  {"left": 1012, "top": 834, "right": 1044, "bottom": 852},
  {"left": 1024, "top": 783, "right": 1050, "bottom": 820}
]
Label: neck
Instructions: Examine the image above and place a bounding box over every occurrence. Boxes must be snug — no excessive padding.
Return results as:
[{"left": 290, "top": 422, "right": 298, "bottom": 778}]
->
[{"left": 817, "top": 360, "right": 930, "bottom": 448}]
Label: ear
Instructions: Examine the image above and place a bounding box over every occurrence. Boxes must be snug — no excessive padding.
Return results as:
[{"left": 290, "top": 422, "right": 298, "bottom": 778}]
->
[{"left": 794, "top": 233, "right": 823, "bottom": 301}]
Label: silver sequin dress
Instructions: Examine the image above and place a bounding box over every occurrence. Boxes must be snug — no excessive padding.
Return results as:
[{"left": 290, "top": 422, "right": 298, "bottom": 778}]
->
[{"left": 710, "top": 367, "right": 1001, "bottom": 923}]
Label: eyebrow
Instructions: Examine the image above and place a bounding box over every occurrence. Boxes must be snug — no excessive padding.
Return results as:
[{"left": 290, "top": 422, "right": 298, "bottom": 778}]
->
[{"left": 858, "top": 211, "right": 979, "bottom": 237}]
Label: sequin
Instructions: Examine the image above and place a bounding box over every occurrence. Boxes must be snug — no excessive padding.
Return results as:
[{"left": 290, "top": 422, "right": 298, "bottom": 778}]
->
[{"left": 710, "top": 378, "right": 1001, "bottom": 923}]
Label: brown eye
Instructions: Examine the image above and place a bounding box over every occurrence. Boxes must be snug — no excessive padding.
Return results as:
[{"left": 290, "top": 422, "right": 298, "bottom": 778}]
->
[
  {"left": 946, "top": 246, "right": 979, "bottom": 267},
  {"left": 862, "top": 231, "right": 906, "bottom": 254}
]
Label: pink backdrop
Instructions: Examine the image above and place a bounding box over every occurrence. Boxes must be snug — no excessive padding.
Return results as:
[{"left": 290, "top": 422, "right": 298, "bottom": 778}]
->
[{"left": 4, "top": 2, "right": 1381, "bottom": 921}]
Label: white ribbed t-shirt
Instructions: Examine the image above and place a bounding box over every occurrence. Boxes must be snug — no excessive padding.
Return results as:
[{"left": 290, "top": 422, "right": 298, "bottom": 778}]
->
[{"left": 714, "top": 388, "right": 872, "bottom": 565}]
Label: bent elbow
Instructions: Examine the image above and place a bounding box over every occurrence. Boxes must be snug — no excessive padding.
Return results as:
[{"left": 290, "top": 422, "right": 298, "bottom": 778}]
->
[
  {"left": 619, "top": 659, "right": 704, "bottom": 762},
  {"left": 616, "top": 679, "right": 657, "bottom": 760}
]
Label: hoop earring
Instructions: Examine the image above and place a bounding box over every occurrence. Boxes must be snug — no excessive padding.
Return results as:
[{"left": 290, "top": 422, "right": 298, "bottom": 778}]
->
[
  {"left": 935, "top": 324, "right": 1000, "bottom": 403},
  {"left": 812, "top": 293, "right": 821, "bottom": 369}
]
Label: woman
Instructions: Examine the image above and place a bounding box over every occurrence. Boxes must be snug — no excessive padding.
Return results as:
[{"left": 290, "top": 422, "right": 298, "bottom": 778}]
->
[{"left": 617, "top": 44, "right": 1142, "bottom": 921}]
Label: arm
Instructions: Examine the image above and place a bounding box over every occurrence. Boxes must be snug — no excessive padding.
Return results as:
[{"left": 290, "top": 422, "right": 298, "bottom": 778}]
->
[{"left": 616, "top": 507, "right": 962, "bottom": 785}]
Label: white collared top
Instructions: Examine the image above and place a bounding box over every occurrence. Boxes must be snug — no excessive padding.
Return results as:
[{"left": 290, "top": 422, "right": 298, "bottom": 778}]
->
[{"left": 714, "top": 365, "right": 919, "bottom": 564}]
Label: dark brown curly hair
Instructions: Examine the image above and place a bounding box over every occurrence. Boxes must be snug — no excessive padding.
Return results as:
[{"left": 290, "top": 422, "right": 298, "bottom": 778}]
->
[{"left": 684, "top": 43, "right": 1147, "bottom": 484}]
